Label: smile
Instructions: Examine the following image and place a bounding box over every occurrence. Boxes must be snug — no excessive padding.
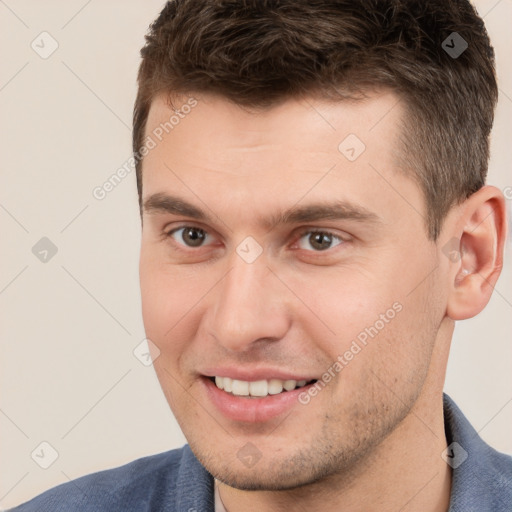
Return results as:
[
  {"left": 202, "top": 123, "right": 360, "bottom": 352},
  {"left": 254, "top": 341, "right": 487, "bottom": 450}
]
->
[
  {"left": 201, "top": 374, "right": 319, "bottom": 422},
  {"left": 212, "top": 376, "right": 316, "bottom": 398}
]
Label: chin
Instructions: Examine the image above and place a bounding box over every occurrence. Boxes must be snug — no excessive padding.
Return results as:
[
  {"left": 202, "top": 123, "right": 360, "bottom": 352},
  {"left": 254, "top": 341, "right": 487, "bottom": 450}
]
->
[
  {"left": 188, "top": 437, "right": 360, "bottom": 492},
  {"left": 209, "top": 465, "right": 324, "bottom": 492}
]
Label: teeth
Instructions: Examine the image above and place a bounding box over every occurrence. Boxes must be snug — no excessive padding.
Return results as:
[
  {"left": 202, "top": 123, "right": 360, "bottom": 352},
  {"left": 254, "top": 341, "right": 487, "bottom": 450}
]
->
[
  {"left": 213, "top": 377, "right": 311, "bottom": 397},
  {"left": 268, "top": 379, "right": 283, "bottom": 395},
  {"left": 283, "top": 379, "right": 297, "bottom": 391},
  {"left": 248, "top": 380, "right": 268, "bottom": 397},
  {"left": 231, "top": 379, "right": 249, "bottom": 396}
]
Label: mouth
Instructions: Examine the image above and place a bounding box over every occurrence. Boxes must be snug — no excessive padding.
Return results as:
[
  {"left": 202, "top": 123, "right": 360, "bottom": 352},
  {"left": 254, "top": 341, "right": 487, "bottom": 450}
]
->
[
  {"left": 209, "top": 376, "right": 317, "bottom": 398},
  {"left": 201, "top": 374, "right": 319, "bottom": 422}
]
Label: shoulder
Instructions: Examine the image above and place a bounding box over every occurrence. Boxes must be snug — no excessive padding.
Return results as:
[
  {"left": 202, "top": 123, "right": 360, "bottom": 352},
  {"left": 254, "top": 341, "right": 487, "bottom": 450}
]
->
[
  {"left": 444, "top": 394, "right": 512, "bottom": 511},
  {"left": 8, "top": 444, "right": 214, "bottom": 512}
]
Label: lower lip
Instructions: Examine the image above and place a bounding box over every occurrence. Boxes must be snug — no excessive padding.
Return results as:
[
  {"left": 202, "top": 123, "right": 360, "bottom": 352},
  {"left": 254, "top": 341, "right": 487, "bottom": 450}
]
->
[{"left": 201, "top": 377, "right": 315, "bottom": 423}]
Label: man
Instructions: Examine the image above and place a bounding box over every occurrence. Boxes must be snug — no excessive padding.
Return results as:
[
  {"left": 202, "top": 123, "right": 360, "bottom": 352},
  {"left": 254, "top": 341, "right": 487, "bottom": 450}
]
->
[{"left": 11, "top": 0, "right": 511, "bottom": 510}]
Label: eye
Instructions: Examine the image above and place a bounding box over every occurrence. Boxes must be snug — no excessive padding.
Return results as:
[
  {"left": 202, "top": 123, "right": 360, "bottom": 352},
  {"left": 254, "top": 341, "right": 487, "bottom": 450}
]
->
[
  {"left": 167, "top": 226, "right": 213, "bottom": 248},
  {"left": 296, "top": 230, "right": 344, "bottom": 252}
]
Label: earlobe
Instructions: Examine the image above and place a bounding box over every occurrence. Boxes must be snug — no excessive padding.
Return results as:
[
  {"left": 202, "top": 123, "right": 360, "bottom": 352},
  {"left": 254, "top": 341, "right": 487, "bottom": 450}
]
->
[{"left": 445, "top": 186, "right": 507, "bottom": 321}]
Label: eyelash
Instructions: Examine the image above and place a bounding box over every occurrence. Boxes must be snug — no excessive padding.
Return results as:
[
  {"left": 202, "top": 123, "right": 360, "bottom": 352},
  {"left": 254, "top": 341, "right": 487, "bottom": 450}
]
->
[{"left": 164, "top": 225, "right": 346, "bottom": 254}]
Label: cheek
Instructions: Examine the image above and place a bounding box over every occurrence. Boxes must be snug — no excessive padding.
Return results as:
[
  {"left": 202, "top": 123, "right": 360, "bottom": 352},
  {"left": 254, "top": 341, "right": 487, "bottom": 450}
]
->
[
  {"left": 139, "top": 255, "right": 195, "bottom": 343},
  {"left": 292, "top": 263, "right": 435, "bottom": 382},
  {"left": 288, "top": 266, "right": 393, "bottom": 347},
  {"left": 140, "top": 262, "right": 171, "bottom": 335}
]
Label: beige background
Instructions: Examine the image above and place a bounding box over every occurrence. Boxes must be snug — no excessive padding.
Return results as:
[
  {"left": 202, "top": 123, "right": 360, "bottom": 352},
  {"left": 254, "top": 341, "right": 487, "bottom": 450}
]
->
[{"left": 1, "top": 0, "right": 511, "bottom": 508}]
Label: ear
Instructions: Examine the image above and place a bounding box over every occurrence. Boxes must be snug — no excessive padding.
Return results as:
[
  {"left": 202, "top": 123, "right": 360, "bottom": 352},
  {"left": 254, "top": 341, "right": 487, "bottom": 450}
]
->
[{"left": 445, "top": 185, "right": 507, "bottom": 321}]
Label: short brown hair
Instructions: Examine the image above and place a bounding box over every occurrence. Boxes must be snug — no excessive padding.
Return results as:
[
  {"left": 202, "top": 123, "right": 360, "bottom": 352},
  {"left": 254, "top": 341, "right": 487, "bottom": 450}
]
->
[{"left": 133, "top": 0, "right": 498, "bottom": 239}]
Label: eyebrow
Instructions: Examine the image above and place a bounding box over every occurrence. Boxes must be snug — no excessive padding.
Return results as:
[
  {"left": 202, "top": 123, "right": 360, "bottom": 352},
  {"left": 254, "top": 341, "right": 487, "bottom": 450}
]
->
[{"left": 143, "top": 192, "right": 382, "bottom": 230}]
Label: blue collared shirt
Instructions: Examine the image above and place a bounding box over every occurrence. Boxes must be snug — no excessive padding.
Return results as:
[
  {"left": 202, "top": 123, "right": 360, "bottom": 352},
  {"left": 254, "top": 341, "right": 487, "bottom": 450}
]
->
[{"left": 9, "top": 394, "right": 512, "bottom": 511}]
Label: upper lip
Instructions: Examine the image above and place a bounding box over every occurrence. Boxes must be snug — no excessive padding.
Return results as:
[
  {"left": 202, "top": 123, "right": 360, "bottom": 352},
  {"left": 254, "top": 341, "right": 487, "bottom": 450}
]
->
[{"left": 201, "top": 367, "right": 317, "bottom": 382}]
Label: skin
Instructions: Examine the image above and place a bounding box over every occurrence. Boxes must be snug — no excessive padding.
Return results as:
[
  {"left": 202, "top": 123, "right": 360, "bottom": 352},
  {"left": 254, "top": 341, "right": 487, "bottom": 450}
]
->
[{"left": 139, "top": 90, "right": 506, "bottom": 512}]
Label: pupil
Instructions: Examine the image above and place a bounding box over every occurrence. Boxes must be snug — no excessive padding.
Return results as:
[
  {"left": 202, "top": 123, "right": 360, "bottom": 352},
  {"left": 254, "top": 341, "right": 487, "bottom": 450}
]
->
[
  {"left": 311, "top": 232, "right": 331, "bottom": 251},
  {"left": 184, "top": 228, "right": 205, "bottom": 247}
]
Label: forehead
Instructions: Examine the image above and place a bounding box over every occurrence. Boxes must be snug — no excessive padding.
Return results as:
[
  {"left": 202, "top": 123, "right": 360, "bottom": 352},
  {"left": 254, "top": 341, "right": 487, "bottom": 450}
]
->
[
  {"left": 144, "top": 89, "right": 404, "bottom": 158},
  {"left": 141, "top": 90, "right": 422, "bottom": 235}
]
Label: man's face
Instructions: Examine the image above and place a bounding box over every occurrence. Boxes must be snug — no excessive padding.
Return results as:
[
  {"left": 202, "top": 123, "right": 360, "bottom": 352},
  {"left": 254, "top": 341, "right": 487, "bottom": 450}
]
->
[{"left": 139, "top": 91, "right": 448, "bottom": 489}]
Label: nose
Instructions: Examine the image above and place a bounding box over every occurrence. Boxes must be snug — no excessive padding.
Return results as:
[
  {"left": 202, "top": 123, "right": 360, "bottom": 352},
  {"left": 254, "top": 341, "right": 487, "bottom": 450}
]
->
[{"left": 204, "top": 249, "right": 290, "bottom": 352}]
